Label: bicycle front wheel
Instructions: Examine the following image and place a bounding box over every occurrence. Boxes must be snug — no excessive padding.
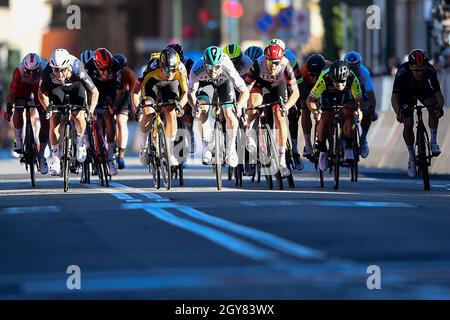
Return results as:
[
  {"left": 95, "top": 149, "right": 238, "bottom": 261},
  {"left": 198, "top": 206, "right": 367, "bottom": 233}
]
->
[
  {"left": 333, "top": 123, "right": 341, "bottom": 190},
  {"left": 62, "top": 124, "right": 71, "bottom": 192},
  {"left": 25, "top": 119, "right": 37, "bottom": 188},
  {"left": 214, "top": 121, "right": 223, "bottom": 191},
  {"left": 417, "top": 126, "right": 430, "bottom": 191},
  {"left": 158, "top": 124, "right": 171, "bottom": 190}
]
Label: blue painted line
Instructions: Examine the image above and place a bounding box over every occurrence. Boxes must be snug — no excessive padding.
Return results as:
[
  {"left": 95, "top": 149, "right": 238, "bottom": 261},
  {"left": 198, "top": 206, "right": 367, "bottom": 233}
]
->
[
  {"left": 109, "top": 182, "right": 164, "bottom": 200},
  {"left": 312, "top": 201, "right": 414, "bottom": 208},
  {"left": 3, "top": 206, "right": 60, "bottom": 214},
  {"left": 142, "top": 207, "right": 278, "bottom": 261},
  {"left": 240, "top": 200, "right": 297, "bottom": 207},
  {"left": 177, "top": 206, "right": 325, "bottom": 260},
  {"left": 125, "top": 199, "right": 143, "bottom": 203}
]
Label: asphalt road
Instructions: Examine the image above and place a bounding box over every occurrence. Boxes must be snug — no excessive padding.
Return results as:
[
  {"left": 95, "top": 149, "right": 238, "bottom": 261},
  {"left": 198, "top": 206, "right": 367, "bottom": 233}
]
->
[{"left": 1, "top": 154, "right": 450, "bottom": 299}]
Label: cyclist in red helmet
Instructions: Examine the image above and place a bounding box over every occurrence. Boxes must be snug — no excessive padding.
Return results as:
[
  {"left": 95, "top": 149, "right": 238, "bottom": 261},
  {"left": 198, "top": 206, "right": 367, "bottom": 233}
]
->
[
  {"left": 243, "top": 44, "right": 300, "bottom": 178},
  {"left": 85, "top": 48, "right": 124, "bottom": 176},
  {"left": 391, "top": 49, "right": 444, "bottom": 178}
]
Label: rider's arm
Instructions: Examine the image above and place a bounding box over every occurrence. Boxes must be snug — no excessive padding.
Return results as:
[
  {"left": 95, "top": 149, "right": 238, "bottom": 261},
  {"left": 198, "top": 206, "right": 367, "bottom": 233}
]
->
[
  {"left": 131, "top": 79, "right": 142, "bottom": 113},
  {"left": 177, "top": 71, "right": 189, "bottom": 107},
  {"left": 7, "top": 68, "right": 21, "bottom": 105},
  {"left": 428, "top": 67, "right": 445, "bottom": 108},
  {"left": 187, "top": 65, "right": 200, "bottom": 107},
  {"left": 283, "top": 62, "right": 300, "bottom": 110},
  {"left": 37, "top": 87, "right": 50, "bottom": 110},
  {"left": 391, "top": 68, "right": 403, "bottom": 115},
  {"left": 306, "top": 73, "right": 326, "bottom": 112},
  {"left": 361, "top": 66, "right": 377, "bottom": 110},
  {"left": 87, "top": 88, "right": 99, "bottom": 114}
]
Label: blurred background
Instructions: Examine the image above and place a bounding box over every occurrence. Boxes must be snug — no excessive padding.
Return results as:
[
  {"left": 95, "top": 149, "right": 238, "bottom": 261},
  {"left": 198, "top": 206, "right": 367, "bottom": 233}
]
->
[{"left": 0, "top": 0, "right": 449, "bottom": 173}]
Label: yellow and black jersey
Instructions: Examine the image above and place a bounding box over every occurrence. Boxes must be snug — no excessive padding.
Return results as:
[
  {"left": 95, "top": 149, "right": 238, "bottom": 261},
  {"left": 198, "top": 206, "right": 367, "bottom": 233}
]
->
[
  {"left": 309, "top": 68, "right": 362, "bottom": 101},
  {"left": 140, "top": 54, "right": 188, "bottom": 99}
]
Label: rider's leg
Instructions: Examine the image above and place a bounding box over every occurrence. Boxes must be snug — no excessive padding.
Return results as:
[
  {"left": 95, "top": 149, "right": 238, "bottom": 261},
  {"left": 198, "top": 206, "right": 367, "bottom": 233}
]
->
[
  {"left": 116, "top": 113, "right": 129, "bottom": 162},
  {"left": 288, "top": 102, "right": 300, "bottom": 155},
  {"left": 317, "top": 111, "right": 331, "bottom": 171},
  {"left": 300, "top": 100, "right": 313, "bottom": 153},
  {"left": 12, "top": 99, "right": 27, "bottom": 150}
]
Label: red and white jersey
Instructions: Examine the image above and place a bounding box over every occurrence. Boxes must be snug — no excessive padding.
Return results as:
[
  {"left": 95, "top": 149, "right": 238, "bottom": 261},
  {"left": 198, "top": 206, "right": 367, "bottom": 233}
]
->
[
  {"left": 9, "top": 59, "right": 47, "bottom": 97},
  {"left": 244, "top": 55, "right": 297, "bottom": 88}
]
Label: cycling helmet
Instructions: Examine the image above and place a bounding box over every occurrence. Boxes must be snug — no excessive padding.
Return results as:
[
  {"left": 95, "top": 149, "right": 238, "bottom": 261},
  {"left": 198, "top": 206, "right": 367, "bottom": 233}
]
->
[
  {"left": 113, "top": 53, "right": 128, "bottom": 68},
  {"left": 223, "top": 43, "right": 242, "bottom": 60},
  {"left": 306, "top": 54, "right": 326, "bottom": 74},
  {"left": 284, "top": 49, "right": 298, "bottom": 66},
  {"left": 244, "top": 46, "right": 263, "bottom": 62},
  {"left": 22, "top": 53, "right": 42, "bottom": 71},
  {"left": 50, "top": 49, "right": 71, "bottom": 69},
  {"left": 329, "top": 60, "right": 350, "bottom": 82},
  {"left": 80, "top": 50, "right": 94, "bottom": 65},
  {"left": 344, "top": 51, "right": 362, "bottom": 67},
  {"left": 167, "top": 43, "right": 185, "bottom": 63},
  {"left": 160, "top": 47, "right": 180, "bottom": 69},
  {"left": 203, "top": 46, "right": 224, "bottom": 65},
  {"left": 93, "top": 48, "right": 113, "bottom": 69},
  {"left": 264, "top": 44, "right": 285, "bottom": 61},
  {"left": 266, "top": 38, "right": 286, "bottom": 51},
  {"left": 408, "top": 49, "right": 429, "bottom": 67}
]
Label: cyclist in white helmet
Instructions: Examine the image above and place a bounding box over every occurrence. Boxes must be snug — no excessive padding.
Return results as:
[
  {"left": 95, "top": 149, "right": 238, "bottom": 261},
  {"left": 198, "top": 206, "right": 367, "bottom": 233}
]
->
[
  {"left": 38, "top": 48, "right": 99, "bottom": 176},
  {"left": 6, "top": 53, "right": 49, "bottom": 174}
]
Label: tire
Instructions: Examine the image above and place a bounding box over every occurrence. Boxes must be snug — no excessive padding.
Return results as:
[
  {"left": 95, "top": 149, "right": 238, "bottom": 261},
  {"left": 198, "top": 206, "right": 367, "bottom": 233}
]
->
[
  {"left": 214, "top": 122, "right": 223, "bottom": 191},
  {"left": 265, "top": 124, "right": 283, "bottom": 190},
  {"left": 234, "top": 165, "right": 243, "bottom": 187},
  {"left": 333, "top": 122, "right": 340, "bottom": 191},
  {"left": 285, "top": 147, "right": 295, "bottom": 189},
  {"left": 319, "top": 169, "right": 324, "bottom": 188},
  {"left": 63, "top": 124, "right": 71, "bottom": 192},
  {"left": 96, "top": 124, "right": 109, "bottom": 187},
  {"left": 179, "top": 164, "right": 184, "bottom": 187},
  {"left": 158, "top": 124, "right": 171, "bottom": 190},
  {"left": 417, "top": 126, "right": 430, "bottom": 191},
  {"left": 25, "top": 119, "right": 37, "bottom": 188}
]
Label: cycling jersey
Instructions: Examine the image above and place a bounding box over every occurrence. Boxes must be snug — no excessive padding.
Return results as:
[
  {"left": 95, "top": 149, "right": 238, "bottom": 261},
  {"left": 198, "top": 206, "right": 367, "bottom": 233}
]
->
[
  {"left": 236, "top": 54, "right": 253, "bottom": 78},
  {"left": 85, "top": 58, "right": 123, "bottom": 90},
  {"left": 40, "top": 55, "right": 97, "bottom": 95},
  {"left": 393, "top": 62, "right": 441, "bottom": 96},
  {"left": 244, "top": 55, "right": 296, "bottom": 90},
  {"left": 144, "top": 52, "right": 188, "bottom": 78},
  {"left": 309, "top": 68, "right": 362, "bottom": 101},
  {"left": 140, "top": 54, "right": 188, "bottom": 100},
  {"left": 188, "top": 55, "right": 247, "bottom": 94}
]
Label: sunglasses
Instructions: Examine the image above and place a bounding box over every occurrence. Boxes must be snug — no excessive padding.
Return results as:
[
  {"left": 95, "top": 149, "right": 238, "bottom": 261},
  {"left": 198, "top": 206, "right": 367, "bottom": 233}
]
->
[
  {"left": 52, "top": 67, "right": 68, "bottom": 74},
  {"left": 205, "top": 64, "right": 222, "bottom": 71},
  {"left": 333, "top": 79, "right": 347, "bottom": 84},
  {"left": 308, "top": 72, "right": 319, "bottom": 78},
  {"left": 24, "top": 69, "right": 39, "bottom": 75},
  {"left": 163, "top": 67, "right": 177, "bottom": 73},
  {"left": 266, "top": 60, "right": 281, "bottom": 66},
  {"left": 411, "top": 68, "right": 425, "bottom": 73}
]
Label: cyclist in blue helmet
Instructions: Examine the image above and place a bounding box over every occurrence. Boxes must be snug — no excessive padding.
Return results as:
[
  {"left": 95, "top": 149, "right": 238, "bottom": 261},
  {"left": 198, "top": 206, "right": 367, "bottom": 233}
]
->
[
  {"left": 344, "top": 50, "right": 377, "bottom": 159},
  {"left": 80, "top": 49, "right": 94, "bottom": 65}
]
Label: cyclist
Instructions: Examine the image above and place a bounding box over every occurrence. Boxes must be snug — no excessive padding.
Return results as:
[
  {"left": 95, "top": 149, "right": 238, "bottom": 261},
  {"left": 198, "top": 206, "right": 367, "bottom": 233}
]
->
[
  {"left": 84, "top": 48, "right": 124, "bottom": 176},
  {"left": 297, "top": 54, "right": 330, "bottom": 158},
  {"left": 223, "top": 43, "right": 253, "bottom": 77},
  {"left": 80, "top": 50, "right": 94, "bottom": 65},
  {"left": 391, "top": 49, "right": 444, "bottom": 178},
  {"left": 132, "top": 47, "right": 188, "bottom": 166},
  {"left": 6, "top": 53, "right": 49, "bottom": 174},
  {"left": 167, "top": 42, "right": 196, "bottom": 153},
  {"left": 113, "top": 53, "right": 136, "bottom": 169},
  {"left": 306, "top": 60, "right": 364, "bottom": 172},
  {"left": 244, "top": 46, "right": 263, "bottom": 63},
  {"left": 344, "top": 51, "right": 377, "bottom": 158},
  {"left": 38, "top": 48, "right": 99, "bottom": 176},
  {"left": 283, "top": 48, "right": 304, "bottom": 170},
  {"left": 188, "top": 46, "right": 250, "bottom": 168},
  {"left": 243, "top": 43, "right": 300, "bottom": 177}
]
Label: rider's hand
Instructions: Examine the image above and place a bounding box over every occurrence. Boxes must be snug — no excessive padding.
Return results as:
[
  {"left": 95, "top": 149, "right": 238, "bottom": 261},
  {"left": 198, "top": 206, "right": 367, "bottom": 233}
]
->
[
  {"left": 44, "top": 107, "right": 53, "bottom": 120},
  {"left": 396, "top": 111, "right": 404, "bottom": 123},
  {"left": 355, "top": 108, "right": 363, "bottom": 122},
  {"left": 135, "top": 107, "right": 143, "bottom": 122},
  {"left": 174, "top": 101, "right": 184, "bottom": 117},
  {"left": 313, "top": 109, "right": 321, "bottom": 121},
  {"left": 5, "top": 103, "right": 13, "bottom": 122},
  {"left": 192, "top": 105, "right": 201, "bottom": 119}
]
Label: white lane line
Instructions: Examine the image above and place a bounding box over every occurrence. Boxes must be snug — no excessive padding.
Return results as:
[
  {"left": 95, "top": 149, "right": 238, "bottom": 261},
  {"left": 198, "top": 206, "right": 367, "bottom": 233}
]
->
[
  {"left": 83, "top": 183, "right": 135, "bottom": 200},
  {"left": 177, "top": 206, "right": 326, "bottom": 260},
  {"left": 140, "top": 206, "right": 278, "bottom": 261},
  {"left": 2, "top": 206, "right": 60, "bottom": 214},
  {"left": 109, "top": 182, "right": 167, "bottom": 200}
]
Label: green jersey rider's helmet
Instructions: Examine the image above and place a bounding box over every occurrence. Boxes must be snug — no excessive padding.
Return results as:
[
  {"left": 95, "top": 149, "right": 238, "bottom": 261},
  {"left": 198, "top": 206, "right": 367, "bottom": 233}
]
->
[
  {"left": 203, "top": 46, "right": 224, "bottom": 66},
  {"left": 223, "top": 43, "right": 242, "bottom": 68}
]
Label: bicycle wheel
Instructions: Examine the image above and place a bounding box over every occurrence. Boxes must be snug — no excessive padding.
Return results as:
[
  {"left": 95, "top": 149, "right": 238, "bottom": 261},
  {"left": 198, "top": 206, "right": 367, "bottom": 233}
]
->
[
  {"left": 333, "top": 123, "right": 341, "bottom": 190},
  {"left": 95, "top": 124, "right": 109, "bottom": 187},
  {"left": 178, "top": 164, "right": 184, "bottom": 187},
  {"left": 158, "top": 123, "right": 171, "bottom": 190},
  {"left": 214, "top": 121, "right": 223, "bottom": 191},
  {"left": 24, "top": 119, "right": 37, "bottom": 188},
  {"left": 417, "top": 126, "right": 430, "bottom": 191},
  {"left": 234, "top": 164, "right": 243, "bottom": 187},
  {"left": 285, "top": 143, "right": 295, "bottom": 189},
  {"left": 62, "top": 123, "right": 71, "bottom": 192},
  {"left": 265, "top": 124, "right": 283, "bottom": 190},
  {"left": 351, "top": 134, "right": 359, "bottom": 182},
  {"left": 257, "top": 125, "right": 272, "bottom": 189}
]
